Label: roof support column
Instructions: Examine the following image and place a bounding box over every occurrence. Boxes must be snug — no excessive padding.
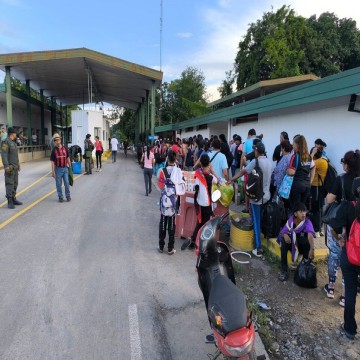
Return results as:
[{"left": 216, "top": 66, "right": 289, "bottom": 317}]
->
[
  {"left": 26, "top": 80, "right": 32, "bottom": 145},
  {"left": 146, "top": 90, "right": 150, "bottom": 142},
  {"left": 40, "top": 90, "right": 45, "bottom": 146},
  {"left": 141, "top": 98, "right": 145, "bottom": 142},
  {"left": 135, "top": 106, "right": 140, "bottom": 144},
  {"left": 51, "top": 96, "right": 55, "bottom": 137},
  {"left": 150, "top": 81, "right": 156, "bottom": 142},
  {"left": 5, "top": 66, "right": 13, "bottom": 127}
]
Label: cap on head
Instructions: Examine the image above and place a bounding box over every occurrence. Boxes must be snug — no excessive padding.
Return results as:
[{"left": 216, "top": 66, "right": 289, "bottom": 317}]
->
[
  {"left": 7, "top": 127, "right": 16, "bottom": 135},
  {"left": 253, "top": 141, "right": 265, "bottom": 154}
]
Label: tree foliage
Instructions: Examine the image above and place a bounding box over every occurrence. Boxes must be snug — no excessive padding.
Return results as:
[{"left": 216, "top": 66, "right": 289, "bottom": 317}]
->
[
  {"left": 230, "top": 5, "right": 360, "bottom": 91},
  {"left": 110, "top": 107, "right": 136, "bottom": 143},
  {"left": 159, "top": 66, "right": 208, "bottom": 124}
]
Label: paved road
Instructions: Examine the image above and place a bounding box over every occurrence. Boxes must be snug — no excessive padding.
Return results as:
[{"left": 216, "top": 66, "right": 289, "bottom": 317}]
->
[{"left": 0, "top": 153, "right": 268, "bottom": 360}]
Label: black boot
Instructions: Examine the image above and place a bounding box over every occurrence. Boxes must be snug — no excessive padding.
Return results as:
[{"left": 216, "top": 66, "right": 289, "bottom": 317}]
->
[
  {"left": 12, "top": 197, "right": 23, "bottom": 206},
  {"left": 7, "top": 197, "right": 15, "bottom": 209}
]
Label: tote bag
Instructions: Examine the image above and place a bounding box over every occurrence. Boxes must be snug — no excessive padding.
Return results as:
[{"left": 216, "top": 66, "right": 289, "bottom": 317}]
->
[{"left": 278, "top": 155, "right": 298, "bottom": 199}]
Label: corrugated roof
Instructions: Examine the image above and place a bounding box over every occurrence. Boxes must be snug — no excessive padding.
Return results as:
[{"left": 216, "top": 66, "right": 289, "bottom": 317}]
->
[{"left": 0, "top": 48, "right": 163, "bottom": 110}]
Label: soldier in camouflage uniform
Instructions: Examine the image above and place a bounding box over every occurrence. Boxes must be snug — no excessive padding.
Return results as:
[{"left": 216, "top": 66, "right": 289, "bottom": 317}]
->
[
  {"left": 84, "top": 134, "right": 94, "bottom": 175},
  {"left": 1, "top": 127, "right": 23, "bottom": 209}
]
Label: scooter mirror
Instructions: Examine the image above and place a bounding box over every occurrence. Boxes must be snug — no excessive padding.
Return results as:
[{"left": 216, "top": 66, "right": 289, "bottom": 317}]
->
[{"left": 211, "top": 189, "right": 221, "bottom": 202}]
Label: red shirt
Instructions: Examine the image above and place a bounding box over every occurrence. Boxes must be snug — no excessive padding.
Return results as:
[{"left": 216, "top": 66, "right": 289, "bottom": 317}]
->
[{"left": 50, "top": 146, "right": 69, "bottom": 167}]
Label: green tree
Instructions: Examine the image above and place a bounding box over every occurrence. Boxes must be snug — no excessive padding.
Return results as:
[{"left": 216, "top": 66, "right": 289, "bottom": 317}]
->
[
  {"left": 306, "top": 12, "right": 360, "bottom": 77},
  {"left": 159, "top": 66, "right": 208, "bottom": 123},
  {"left": 218, "top": 69, "right": 235, "bottom": 98},
  {"left": 110, "top": 107, "right": 136, "bottom": 143},
  {"left": 230, "top": 6, "right": 360, "bottom": 91}
]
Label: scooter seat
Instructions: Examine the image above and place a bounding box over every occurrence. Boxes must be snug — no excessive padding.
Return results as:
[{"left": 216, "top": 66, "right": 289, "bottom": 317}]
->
[{"left": 207, "top": 274, "right": 248, "bottom": 336}]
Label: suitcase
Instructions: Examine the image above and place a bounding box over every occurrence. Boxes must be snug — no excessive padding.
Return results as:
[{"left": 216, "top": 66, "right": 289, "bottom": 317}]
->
[{"left": 261, "top": 201, "right": 283, "bottom": 239}]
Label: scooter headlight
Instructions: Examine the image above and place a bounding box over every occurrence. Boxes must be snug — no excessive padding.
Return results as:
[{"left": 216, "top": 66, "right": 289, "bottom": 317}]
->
[{"left": 223, "top": 336, "right": 254, "bottom": 357}]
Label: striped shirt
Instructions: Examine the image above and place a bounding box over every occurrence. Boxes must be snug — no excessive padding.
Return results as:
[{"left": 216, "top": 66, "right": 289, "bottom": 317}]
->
[{"left": 50, "top": 146, "right": 69, "bottom": 167}]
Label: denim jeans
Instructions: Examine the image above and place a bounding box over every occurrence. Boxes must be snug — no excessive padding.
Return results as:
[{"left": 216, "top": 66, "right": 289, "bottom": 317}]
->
[
  {"left": 250, "top": 203, "right": 262, "bottom": 249},
  {"left": 143, "top": 168, "right": 153, "bottom": 195},
  {"left": 55, "top": 166, "right": 70, "bottom": 199},
  {"left": 340, "top": 247, "right": 360, "bottom": 335},
  {"left": 112, "top": 151, "right": 117, "bottom": 162},
  {"left": 326, "top": 226, "right": 343, "bottom": 284}
]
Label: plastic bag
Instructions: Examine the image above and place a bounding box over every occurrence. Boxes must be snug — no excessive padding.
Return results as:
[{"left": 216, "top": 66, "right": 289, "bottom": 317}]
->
[
  {"left": 294, "top": 258, "right": 317, "bottom": 288},
  {"left": 217, "top": 184, "right": 234, "bottom": 207}
]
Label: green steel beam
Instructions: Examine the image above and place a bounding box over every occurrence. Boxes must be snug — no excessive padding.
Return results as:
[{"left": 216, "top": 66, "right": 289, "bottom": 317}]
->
[
  {"left": 158, "top": 66, "right": 360, "bottom": 132},
  {"left": 5, "top": 66, "right": 13, "bottom": 127},
  {"left": 26, "top": 80, "right": 32, "bottom": 141}
]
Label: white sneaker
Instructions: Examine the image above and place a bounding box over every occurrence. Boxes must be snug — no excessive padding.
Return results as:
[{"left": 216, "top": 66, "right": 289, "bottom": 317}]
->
[
  {"left": 315, "top": 232, "right": 321, "bottom": 238},
  {"left": 252, "top": 248, "right": 264, "bottom": 257}
]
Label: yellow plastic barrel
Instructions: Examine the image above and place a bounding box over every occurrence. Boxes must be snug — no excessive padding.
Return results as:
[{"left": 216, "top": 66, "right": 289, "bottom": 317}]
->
[{"left": 229, "top": 210, "right": 254, "bottom": 251}]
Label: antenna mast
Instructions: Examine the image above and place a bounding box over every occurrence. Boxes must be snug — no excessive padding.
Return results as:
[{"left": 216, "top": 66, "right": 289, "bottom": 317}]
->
[{"left": 160, "top": 0, "right": 163, "bottom": 71}]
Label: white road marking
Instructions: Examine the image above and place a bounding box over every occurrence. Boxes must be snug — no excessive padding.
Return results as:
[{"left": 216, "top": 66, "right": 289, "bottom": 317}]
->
[{"left": 128, "top": 304, "right": 142, "bottom": 360}]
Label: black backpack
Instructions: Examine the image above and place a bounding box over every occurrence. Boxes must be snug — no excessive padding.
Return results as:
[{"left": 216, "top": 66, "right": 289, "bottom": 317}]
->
[
  {"left": 185, "top": 148, "right": 194, "bottom": 167},
  {"left": 245, "top": 158, "right": 263, "bottom": 202},
  {"left": 234, "top": 146, "right": 243, "bottom": 168},
  {"left": 319, "top": 159, "right": 338, "bottom": 197}
]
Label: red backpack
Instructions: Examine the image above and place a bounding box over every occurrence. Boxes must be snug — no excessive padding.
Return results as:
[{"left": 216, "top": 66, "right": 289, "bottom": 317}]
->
[{"left": 347, "top": 219, "right": 360, "bottom": 266}]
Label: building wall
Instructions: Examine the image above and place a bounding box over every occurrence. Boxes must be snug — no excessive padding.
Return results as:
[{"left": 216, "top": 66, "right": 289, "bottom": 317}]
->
[
  {"left": 230, "top": 96, "right": 359, "bottom": 173},
  {"left": 70, "top": 110, "right": 108, "bottom": 151},
  {"left": 0, "top": 104, "right": 52, "bottom": 145}
]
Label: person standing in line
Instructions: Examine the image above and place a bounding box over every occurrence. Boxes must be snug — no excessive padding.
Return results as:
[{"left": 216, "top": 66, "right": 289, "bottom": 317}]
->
[
  {"left": 1, "top": 127, "right": 23, "bottom": 209},
  {"left": 157, "top": 150, "right": 179, "bottom": 255},
  {"left": 141, "top": 145, "right": 155, "bottom": 196},
  {"left": 181, "top": 153, "right": 219, "bottom": 250},
  {"left": 229, "top": 142, "right": 272, "bottom": 257},
  {"left": 203, "top": 139, "right": 229, "bottom": 181},
  {"left": 240, "top": 128, "right": 259, "bottom": 213},
  {"left": 1, "top": 127, "right": 7, "bottom": 141},
  {"left": 110, "top": 135, "right": 119, "bottom": 163},
  {"left": 84, "top": 134, "right": 94, "bottom": 174},
  {"left": 50, "top": 135, "right": 71, "bottom": 202},
  {"left": 94, "top": 136, "right": 103, "bottom": 172},
  {"left": 273, "top": 131, "right": 289, "bottom": 163},
  {"left": 287, "top": 135, "right": 315, "bottom": 211},
  {"left": 340, "top": 176, "right": 360, "bottom": 340}
]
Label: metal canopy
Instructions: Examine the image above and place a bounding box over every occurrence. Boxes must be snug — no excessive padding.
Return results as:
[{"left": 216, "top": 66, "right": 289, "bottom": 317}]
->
[{"left": 0, "top": 48, "right": 163, "bottom": 110}]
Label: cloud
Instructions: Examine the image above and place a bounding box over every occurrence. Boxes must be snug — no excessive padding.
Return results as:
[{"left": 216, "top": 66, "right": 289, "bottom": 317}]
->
[
  {"left": 164, "top": 0, "right": 360, "bottom": 101},
  {"left": 176, "top": 32, "right": 193, "bottom": 39}
]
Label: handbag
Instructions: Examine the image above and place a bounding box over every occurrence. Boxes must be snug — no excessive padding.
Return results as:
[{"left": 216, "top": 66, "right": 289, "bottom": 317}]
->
[
  {"left": 278, "top": 155, "right": 298, "bottom": 199},
  {"left": 294, "top": 258, "right": 317, "bottom": 288},
  {"left": 322, "top": 175, "right": 352, "bottom": 233}
]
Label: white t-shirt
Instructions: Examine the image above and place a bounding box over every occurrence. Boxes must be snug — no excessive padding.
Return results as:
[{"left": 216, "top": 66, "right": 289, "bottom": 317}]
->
[{"left": 111, "top": 138, "right": 119, "bottom": 151}]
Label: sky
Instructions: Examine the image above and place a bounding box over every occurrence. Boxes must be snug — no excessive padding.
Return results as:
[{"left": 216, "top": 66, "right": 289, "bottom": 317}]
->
[{"left": 0, "top": 0, "right": 360, "bottom": 102}]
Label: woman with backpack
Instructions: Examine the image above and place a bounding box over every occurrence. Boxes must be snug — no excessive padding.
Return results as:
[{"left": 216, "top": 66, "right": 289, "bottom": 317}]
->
[
  {"left": 288, "top": 135, "right": 315, "bottom": 211},
  {"left": 324, "top": 151, "right": 360, "bottom": 310},
  {"left": 309, "top": 145, "right": 328, "bottom": 237},
  {"left": 339, "top": 176, "right": 360, "bottom": 340}
]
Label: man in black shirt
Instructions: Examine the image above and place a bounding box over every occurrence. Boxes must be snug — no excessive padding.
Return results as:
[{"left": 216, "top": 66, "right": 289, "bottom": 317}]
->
[{"left": 273, "top": 131, "right": 289, "bottom": 163}]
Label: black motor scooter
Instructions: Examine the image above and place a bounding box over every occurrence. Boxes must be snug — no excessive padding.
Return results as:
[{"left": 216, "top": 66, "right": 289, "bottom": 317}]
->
[{"left": 194, "top": 190, "right": 256, "bottom": 359}]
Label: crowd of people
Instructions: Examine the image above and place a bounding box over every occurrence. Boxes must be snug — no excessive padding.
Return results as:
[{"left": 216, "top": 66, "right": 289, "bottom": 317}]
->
[{"left": 136, "top": 130, "right": 360, "bottom": 340}]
